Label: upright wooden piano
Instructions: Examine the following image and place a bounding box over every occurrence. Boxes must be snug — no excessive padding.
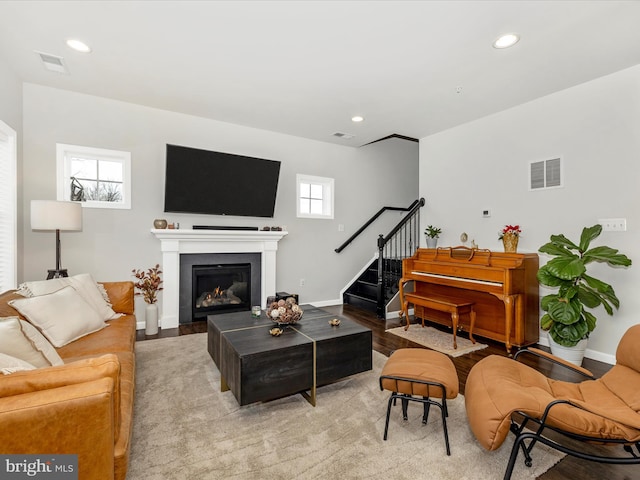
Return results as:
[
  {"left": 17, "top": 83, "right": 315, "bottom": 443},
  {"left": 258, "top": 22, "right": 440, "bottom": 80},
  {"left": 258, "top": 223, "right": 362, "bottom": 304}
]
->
[{"left": 399, "top": 247, "right": 539, "bottom": 352}]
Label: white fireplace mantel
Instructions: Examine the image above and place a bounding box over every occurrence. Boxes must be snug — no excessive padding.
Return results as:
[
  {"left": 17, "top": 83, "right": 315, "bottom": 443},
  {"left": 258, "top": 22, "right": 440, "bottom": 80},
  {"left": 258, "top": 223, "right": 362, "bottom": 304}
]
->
[{"left": 151, "top": 229, "right": 288, "bottom": 329}]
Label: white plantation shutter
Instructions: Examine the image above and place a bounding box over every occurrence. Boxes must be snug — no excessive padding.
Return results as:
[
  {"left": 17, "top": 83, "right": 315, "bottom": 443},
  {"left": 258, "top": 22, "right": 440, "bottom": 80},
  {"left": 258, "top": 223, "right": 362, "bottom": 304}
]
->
[{"left": 0, "top": 120, "right": 17, "bottom": 291}]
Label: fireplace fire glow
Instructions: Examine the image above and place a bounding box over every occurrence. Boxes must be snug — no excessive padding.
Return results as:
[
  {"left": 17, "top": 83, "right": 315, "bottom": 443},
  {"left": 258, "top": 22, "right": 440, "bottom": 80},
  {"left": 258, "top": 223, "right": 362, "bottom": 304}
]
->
[{"left": 195, "top": 286, "right": 242, "bottom": 308}]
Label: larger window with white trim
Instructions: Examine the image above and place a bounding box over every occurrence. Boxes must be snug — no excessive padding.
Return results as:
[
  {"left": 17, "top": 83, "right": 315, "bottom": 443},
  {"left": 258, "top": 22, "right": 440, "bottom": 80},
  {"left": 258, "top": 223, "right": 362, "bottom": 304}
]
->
[
  {"left": 57, "top": 143, "right": 131, "bottom": 209},
  {"left": 296, "top": 174, "right": 334, "bottom": 219},
  {"left": 0, "top": 120, "right": 17, "bottom": 291}
]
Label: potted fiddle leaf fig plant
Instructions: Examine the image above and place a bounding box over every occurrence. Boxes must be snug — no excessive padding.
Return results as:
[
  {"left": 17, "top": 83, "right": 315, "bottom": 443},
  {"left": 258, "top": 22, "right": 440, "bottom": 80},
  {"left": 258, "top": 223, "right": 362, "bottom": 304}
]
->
[
  {"left": 425, "top": 225, "right": 442, "bottom": 248},
  {"left": 537, "top": 224, "right": 631, "bottom": 364}
]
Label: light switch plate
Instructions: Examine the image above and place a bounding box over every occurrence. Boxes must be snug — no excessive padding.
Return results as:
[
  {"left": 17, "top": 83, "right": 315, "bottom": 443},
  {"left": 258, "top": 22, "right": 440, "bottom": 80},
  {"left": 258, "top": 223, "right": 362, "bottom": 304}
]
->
[{"left": 598, "top": 218, "right": 627, "bottom": 232}]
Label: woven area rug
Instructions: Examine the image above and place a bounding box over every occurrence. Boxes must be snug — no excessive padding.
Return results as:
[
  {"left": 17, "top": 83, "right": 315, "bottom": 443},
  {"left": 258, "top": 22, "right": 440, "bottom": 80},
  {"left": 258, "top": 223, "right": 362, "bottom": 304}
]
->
[
  {"left": 386, "top": 324, "right": 488, "bottom": 357},
  {"left": 128, "top": 333, "right": 563, "bottom": 479}
]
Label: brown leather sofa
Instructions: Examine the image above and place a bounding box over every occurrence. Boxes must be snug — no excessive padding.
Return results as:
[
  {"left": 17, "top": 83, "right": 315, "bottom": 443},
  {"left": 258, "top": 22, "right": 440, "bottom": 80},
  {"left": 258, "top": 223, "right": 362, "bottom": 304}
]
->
[{"left": 0, "top": 281, "right": 136, "bottom": 480}]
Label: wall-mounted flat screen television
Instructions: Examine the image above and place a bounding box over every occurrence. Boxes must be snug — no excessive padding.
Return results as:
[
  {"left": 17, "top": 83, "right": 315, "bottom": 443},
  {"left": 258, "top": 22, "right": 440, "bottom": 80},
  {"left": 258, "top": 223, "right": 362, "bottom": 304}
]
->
[{"left": 164, "top": 144, "right": 281, "bottom": 217}]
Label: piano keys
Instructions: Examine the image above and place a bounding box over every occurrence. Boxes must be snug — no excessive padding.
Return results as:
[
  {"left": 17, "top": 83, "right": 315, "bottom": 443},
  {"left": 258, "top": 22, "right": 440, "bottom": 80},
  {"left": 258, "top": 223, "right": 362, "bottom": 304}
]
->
[{"left": 399, "top": 247, "right": 539, "bottom": 352}]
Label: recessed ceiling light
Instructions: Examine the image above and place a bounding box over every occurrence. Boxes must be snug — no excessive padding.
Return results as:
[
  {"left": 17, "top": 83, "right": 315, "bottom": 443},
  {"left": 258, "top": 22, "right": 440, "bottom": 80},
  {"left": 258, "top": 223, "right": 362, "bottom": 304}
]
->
[
  {"left": 66, "top": 39, "right": 92, "bottom": 53},
  {"left": 493, "top": 33, "right": 520, "bottom": 49},
  {"left": 351, "top": 115, "right": 364, "bottom": 123}
]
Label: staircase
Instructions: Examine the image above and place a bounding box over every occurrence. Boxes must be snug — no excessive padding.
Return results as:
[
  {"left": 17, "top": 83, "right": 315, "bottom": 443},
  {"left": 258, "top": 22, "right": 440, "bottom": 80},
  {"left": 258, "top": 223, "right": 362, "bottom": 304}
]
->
[
  {"left": 339, "top": 198, "right": 425, "bottom": 318},
  {"left": 343, "top": 258, "right": 403, "bottom": 315}
]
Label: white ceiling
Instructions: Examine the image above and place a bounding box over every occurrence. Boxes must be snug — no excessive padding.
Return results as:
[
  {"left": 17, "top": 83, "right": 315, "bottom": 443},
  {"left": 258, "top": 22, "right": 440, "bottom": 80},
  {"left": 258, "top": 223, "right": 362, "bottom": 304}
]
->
[{"left": 1, "top": 1, "right": 640, "bottom": 147}]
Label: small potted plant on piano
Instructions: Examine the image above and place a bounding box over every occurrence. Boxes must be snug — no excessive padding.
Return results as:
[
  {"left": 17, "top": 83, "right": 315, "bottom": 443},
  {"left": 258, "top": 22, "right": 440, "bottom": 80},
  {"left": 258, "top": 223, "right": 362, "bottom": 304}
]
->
[{"left": 425, "top": 225, "right": 442, "bottom": 248}]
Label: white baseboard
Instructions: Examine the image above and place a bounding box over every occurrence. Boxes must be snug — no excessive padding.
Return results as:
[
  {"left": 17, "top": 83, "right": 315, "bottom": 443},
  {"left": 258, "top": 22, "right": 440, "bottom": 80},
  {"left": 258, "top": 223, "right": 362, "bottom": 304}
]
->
[
  {"left": 309, "top": 298, "right": 343, "bottom": 308},
  {"left": 583, "top": 348, "right": 615, "bottom": 365}
]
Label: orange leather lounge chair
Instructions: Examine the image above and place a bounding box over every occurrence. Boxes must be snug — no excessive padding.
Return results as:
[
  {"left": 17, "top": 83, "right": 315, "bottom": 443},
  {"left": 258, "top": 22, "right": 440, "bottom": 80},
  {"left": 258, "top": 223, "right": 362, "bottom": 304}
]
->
[{"left": 465, "top": 324, "right": 640, "bottom": 480}]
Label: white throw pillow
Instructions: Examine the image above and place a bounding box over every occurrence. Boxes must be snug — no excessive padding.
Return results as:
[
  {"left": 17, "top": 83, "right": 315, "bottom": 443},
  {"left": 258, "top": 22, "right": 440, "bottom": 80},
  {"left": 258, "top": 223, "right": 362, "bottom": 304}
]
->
[
  {"left": 19, "top": 319, "right": 64, "bottom": 366},
  {"left": 0, "top": 352, "right": 36, "bottom": 375},
  {"left": 9, "top": 286, "right": 107, "bottom": 348},
  {"left": 0, "top": 316, "right": 61, "bottom": 367},
  {"left": 17, "top": 273, "right": 121, "bottom": 321}
]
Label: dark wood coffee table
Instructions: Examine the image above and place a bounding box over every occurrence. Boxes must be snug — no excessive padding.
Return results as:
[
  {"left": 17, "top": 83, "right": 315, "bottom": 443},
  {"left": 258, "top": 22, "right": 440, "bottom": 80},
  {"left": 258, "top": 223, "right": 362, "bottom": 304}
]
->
[{"left": 207, "top": 306, "right": 372, "bottom": 406}]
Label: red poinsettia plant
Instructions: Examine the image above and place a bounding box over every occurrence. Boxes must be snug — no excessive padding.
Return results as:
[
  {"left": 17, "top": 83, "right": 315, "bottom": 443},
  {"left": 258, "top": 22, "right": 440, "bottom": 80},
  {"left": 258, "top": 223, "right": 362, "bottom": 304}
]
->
[
  {"left": 499, "top": 224, "right": 522, "bottom": 240},
  {"left": 132, "top": 264, "right": 163, "bottom": 304}
]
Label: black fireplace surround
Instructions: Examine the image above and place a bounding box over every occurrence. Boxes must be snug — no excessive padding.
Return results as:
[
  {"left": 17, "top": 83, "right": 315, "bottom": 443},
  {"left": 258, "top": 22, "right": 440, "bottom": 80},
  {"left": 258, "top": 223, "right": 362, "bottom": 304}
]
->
[{"left": 179, "top": 253, "right": 261, "bottom": 324}]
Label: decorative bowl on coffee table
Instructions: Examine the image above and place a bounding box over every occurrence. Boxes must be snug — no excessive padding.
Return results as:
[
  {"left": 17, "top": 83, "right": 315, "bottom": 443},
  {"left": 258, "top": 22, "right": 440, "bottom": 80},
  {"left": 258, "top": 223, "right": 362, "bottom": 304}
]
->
[{"left": 267, "top": 297, "right": 303, "bottom": 326}]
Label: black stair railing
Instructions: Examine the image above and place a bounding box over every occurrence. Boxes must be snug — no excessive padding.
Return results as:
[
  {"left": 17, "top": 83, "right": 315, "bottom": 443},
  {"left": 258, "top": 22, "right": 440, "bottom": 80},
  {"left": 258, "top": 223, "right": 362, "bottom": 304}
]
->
[
  {"left": 335, "top": 198, "right": 423, "bottom": 254},
  {"left": 375, "top": 198, "right": 424, "bottom": 316}
]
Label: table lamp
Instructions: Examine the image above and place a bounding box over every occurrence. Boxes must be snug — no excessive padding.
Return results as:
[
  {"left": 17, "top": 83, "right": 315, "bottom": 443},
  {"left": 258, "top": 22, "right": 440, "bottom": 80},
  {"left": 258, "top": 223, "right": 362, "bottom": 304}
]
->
[{"left": 31, "top": 200, "right": 82, "bottom": 279}]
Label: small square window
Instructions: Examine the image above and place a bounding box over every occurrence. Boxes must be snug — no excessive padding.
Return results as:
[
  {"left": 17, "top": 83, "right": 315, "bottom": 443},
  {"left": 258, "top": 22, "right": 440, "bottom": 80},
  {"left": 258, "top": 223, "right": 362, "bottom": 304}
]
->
[
  {"left": 296, "top": 174, "right": 334, "bottom": 219},
  {"left": 57, "top": 144, "right": 131, "bottom": 209}
]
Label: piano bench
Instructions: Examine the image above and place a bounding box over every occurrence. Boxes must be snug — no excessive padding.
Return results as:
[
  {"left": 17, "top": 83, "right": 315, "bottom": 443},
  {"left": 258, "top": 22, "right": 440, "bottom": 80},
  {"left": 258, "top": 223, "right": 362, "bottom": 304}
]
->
[
  {"left": 402, "top": 293, "right": 476, "bottom": 349},
  {"left": 379, "top": 348, "right": 459, "bottom": 455}
]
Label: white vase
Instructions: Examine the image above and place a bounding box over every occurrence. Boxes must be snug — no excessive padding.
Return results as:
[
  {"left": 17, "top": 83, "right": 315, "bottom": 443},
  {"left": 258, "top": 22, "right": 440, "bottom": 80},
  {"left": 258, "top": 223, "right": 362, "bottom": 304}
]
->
[
  {"left": 426, "top": 237, "right": 438, "bottom": 248},
  {"left": 548, "top": 335, "right": 588, "bottom": 366},
  {"left": 145, "top": 303, "right": 159, "bottom": 335}
]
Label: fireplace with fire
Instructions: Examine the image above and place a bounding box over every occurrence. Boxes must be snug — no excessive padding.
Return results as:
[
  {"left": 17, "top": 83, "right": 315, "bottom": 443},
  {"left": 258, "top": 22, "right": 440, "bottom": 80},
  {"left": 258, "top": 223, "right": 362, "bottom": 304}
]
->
[
  {"left": 192, "top": 264, "right": 250, "bottom": 318},
  {"left": 179, "top": 253, "right": 262, "bottom": 323}
]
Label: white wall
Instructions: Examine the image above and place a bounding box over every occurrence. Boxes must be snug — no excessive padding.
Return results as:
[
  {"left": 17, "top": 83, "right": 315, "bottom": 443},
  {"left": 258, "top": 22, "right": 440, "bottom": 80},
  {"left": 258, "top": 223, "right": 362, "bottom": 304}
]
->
[
  {"left": 21, "top": 84, "right": 419, "bottom": 315},
  {"left": 420, "top": 64, "right": 640, "bottom": 362},
  {"left": 0, "top": 59, "right": 23, "bottom": 284},
  {"left": 0, "top": 60, "right": 21, "bottom": 133}
]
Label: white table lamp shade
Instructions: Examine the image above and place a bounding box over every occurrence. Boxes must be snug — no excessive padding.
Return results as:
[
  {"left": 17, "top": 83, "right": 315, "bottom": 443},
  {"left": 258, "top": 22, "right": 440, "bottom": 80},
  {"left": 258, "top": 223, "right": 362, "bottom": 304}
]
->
[{"left": 31, "top": 200, "right": 82, "bottom": 231}]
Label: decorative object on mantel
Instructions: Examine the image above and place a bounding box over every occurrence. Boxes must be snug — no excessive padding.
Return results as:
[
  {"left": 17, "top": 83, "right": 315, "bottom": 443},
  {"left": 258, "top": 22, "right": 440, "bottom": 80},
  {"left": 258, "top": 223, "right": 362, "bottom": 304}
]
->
[
  {"left": 132, "top": 264, "right": 164, "bottom": 335},
  {"left": 425, "top": 225, "right": 442, "bottom": 248},
  {"left": 329, "top": 318, "right": 341, "bottom": 326},
  {"left": 153, "top": 219, "right": 167, "bottom": 229},
  {"left": 499, "top": 224, "right": 521, "bottom": 253},
  {"left": 267, "top": 297, "right": 303, "bottom": 326}
]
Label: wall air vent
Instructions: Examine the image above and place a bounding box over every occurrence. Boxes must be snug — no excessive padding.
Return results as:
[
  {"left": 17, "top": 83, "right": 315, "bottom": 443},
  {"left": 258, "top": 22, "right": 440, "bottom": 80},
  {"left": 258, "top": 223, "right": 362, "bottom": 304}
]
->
[
  {"left": 529, "top": 157, "right": 562, "bottom": 190},
  {"left": 35, "top": 51, "right": 69, "bottom": 74},
  {"left": 332, "top": 132, "right": 355, "bottom": 139}
]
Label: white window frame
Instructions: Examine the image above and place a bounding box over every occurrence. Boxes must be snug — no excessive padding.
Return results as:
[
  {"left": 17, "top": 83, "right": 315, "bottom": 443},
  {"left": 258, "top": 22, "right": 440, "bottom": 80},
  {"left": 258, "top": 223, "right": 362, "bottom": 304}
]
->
[
  {"left": 296, "top": 174, "right": 334, "bottom": 219},
  {"left": 56, "top": 143, "right": 132, "bottom": 209},
  {"left": 0, "top": 120, "right": 17, "bottom": 291}
]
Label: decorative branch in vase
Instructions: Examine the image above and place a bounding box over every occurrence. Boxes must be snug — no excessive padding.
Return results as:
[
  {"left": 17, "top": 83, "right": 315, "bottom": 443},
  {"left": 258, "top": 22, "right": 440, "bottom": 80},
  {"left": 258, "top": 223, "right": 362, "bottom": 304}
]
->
[
  {"left": 132, "top": 264, "right": 163, "bottom": 335},
  {"left": 132, "top": 264, "right": 163, "bottom": 304}
]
